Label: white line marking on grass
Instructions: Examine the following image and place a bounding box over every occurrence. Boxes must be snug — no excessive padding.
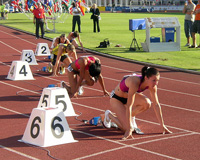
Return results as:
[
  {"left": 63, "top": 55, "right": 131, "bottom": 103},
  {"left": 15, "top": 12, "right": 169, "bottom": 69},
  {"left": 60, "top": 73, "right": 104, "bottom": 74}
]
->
[{"left": 0, "top": 145, "right": 39, "bottom": 160}]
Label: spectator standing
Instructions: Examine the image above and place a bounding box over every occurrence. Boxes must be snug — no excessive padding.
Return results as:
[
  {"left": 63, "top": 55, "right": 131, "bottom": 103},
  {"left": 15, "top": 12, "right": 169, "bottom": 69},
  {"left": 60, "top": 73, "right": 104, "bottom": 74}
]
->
[
  {"left": 182, "top": 0, "right": 196, "bottom": 47},
  {"left": 33, "top": 2, "right": 46, "bottom": 39},
  {"left": 4, "top": 2, "right": 10, "bottom": 19},
  {"left": 90, "top": 3, "right": 100, "bottom": 33},
  {"left": 190, "top": 0, "right": 200, "bottom": 48},
  {"left": 72, "top": 2, "right": 82, "bottom": 33},
  {"left": 0, "top": 2, "right": 5, "bottom": 20}
]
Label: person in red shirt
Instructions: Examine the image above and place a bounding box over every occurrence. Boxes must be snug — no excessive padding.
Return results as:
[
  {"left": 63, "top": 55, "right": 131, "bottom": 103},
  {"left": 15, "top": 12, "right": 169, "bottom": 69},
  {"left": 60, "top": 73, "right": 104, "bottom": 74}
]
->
[{"left": 33, "top": 2, "right": 45, "bottom": 39}]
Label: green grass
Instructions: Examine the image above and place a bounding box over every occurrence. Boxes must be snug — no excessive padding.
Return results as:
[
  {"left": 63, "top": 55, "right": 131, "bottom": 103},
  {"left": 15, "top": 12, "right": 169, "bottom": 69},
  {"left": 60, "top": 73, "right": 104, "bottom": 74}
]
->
[{"left": 1, "top": 12, "right": 200, "bottom": 72}]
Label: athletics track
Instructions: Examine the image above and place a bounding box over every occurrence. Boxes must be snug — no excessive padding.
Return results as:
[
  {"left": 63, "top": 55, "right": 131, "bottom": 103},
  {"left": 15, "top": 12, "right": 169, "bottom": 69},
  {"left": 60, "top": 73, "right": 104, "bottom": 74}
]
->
[{"left": 0, "top": 25, "right": 200, "bottom": 160}]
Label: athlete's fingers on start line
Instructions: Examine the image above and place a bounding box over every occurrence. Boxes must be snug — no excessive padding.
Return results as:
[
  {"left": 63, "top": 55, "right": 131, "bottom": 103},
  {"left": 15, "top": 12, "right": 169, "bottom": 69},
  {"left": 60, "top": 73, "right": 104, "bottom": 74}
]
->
[{"left": 122, "top": 135, "right": 134, "bottom": 140}]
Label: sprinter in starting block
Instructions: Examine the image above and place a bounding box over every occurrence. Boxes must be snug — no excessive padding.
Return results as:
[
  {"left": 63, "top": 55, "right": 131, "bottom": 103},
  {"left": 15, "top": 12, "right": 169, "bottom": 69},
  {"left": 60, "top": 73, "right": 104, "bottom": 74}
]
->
[
  {"left": 61, "top": 56, "right": 109, "bottom": 98},
  {"left": 101, "top": 66, "right": 172, "bottom": 140},
  {"left": 67, "top": 31, "right": 86, "bottom": 52},
  {"left": 51, "top": 43, "right": 77, "bottom": 76}
]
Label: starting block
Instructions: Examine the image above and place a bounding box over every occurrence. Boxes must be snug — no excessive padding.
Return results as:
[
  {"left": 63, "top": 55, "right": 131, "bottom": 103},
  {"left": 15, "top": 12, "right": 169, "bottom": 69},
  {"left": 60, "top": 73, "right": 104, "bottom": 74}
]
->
[
  {"left": 21, "top": 50, "right": 38, "bottom": 65},
  {"left": 21, "top": 107, "right": 77, "bottom": 147},
  {"left": 37, "top": 87, "right": 76, "bottom": 117},
  {"left": 35, "top": 43, "right": 50, "bottom": 56},
  {"left": 7, "top": 61, "right": 34, "bottom": 81}
]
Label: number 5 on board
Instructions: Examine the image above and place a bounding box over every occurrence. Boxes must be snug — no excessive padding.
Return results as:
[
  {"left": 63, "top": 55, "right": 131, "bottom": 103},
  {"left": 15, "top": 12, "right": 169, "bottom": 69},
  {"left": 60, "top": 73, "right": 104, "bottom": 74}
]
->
[{"left": 37, "top": 87, "right": 77, "bottom": 117}]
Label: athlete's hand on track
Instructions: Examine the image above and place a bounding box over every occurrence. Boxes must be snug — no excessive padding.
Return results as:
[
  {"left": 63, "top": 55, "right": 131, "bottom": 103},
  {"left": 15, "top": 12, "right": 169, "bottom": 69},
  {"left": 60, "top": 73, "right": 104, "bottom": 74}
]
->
[
  {"left": 103, "top": 90, "right": 110, "bottom": 96},
  {"left": 122, "top": 128, "right": 134, "bottom": 140},
  {"left": 162, "top": 125, "right": 172, "bottom": 134}
]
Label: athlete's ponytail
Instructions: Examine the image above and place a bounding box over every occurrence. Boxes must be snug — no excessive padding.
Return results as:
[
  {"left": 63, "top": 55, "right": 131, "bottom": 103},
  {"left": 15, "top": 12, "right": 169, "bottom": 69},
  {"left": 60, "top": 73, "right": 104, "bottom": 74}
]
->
[{"left": 141, "top": 66, "right": 159, "bottom": 82}]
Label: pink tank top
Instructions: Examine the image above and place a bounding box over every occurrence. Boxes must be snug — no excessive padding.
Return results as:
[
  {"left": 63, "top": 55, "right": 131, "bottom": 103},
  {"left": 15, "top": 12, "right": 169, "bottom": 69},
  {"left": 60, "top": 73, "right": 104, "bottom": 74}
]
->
[
  {"left": 75, "top": 57, "right": 95, "bottom": 70},
  {"left": 119, "top": 75, "right": 148, "bottom": 93}
]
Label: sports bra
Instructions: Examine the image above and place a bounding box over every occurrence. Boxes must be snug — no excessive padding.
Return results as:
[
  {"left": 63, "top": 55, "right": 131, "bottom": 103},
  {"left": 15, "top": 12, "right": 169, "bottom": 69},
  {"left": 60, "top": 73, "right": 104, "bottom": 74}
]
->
[
  {"left": 75, "top": 56, "right": 95, "bottom": 70},
  {"left": 119, "top": 75, "right": 148, "bottom": 93}
]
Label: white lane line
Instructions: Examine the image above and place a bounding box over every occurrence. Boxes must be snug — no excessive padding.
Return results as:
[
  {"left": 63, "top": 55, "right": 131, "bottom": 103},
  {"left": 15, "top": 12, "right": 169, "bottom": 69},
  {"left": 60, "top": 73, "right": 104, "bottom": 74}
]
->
[
  {"left": 132, "top": 132, "right": 196, "bottom": 147},
  {"left": 0, "top": 145, "right": 39, "bottom": 160},
  {"left": 0, "top": 25, "right": 198, "bottom": 160},
  {"left": 102, "top": 65, "right": 200, "bottom": 86},
  {"left": 0, "top": 41, "right": 21, "bottom": 53},
  {"left": 0, "top": 30, "right": 36, "bottom": 45},
  {"left": 100, "top": 76, "right": 200, "bottom": 98},
  {"left": 0, "top": 104, "right": 196, "bottom": 160},
  {"left": 73, "top": 129, "right": 193, "bottom": 160},
  {"left": 0, "top": 106, "right": 29, "bottom": 117},
  {"left": 72, "top": 102, "right": 200, "bottom": 134},
  {"left": 161, "top": 103, "right": 200, "bottom": 113},
  {"left": 1, "top": 59, "right": 200, "bottom": 114},
  {"left": 0, "top": 78, "right": 200, "bottom": 115},
  {"left": 1, "top": 56, "right": 199, "bottom": 99}
]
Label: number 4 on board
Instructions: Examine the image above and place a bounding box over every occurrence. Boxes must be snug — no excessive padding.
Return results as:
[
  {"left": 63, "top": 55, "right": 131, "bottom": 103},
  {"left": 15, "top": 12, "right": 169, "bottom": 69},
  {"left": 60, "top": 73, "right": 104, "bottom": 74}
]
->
[{"left": 6, "top": 61, "right": 34, "bottom": 81}]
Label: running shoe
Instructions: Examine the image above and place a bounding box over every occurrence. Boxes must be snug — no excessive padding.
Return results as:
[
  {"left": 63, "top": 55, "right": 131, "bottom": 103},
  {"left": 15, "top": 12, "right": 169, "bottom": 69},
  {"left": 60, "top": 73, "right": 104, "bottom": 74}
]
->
[
  {"left": 134, "top": 128, "right": 144, "bottom": 135},
  {"left": 102, "top": 110, "right": 111, "bottom": 128},
  {"left": 48, "top": 63, "right": 53, "bottom": 73},
  {"left": 78, "top": 86, "right": 84, "bottom": 95},
  {"left": 189, "top": 45, "right": 197, "bottom": 48},
  {"left": 59, "top": 66, "right": 65, "bottom": 74}
]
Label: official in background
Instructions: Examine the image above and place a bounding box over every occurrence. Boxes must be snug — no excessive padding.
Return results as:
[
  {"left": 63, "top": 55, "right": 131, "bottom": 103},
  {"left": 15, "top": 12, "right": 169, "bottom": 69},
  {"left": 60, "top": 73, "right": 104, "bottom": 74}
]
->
[
  {"left": 72, "top": 2, "right": 81, "bottom": 33},
  {"left": 33, "top": 2, "right": 46, "bottom": 39},
  {"left": 182, "top": 0, "right": 196, "bottom": 47},
  {"left": 90, "top": 3, "right": 100, "bottom": 33}
]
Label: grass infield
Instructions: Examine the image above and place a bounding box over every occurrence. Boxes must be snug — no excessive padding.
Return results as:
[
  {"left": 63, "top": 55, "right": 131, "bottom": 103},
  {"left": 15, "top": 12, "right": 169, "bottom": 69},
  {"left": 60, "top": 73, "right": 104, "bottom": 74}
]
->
[{"left": 0, "top": 12, "right": 200, "bottom": 72}]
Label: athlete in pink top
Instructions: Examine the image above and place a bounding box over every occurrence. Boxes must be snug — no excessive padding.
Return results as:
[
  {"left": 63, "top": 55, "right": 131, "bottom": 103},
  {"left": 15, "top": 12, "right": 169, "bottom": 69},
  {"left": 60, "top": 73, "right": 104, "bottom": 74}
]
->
[
  {"left": 120, "top": 74, "right": 149, "bottom": 93},
  {"left": 61, "top": 56, "right": 109, "bottom": 98},
  {"left": 75, "top": 56, "right": 95, "bottom": 70},
  {"left": 101, "top": 66, "right": 172, "bottom": 140}
]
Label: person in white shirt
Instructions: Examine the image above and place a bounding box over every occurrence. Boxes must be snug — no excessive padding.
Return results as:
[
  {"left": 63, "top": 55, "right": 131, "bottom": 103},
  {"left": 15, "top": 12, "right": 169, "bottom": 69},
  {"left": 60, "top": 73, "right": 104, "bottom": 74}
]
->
[
  {"left": 72, "top": 2, "right": 82, "bottom": 33},
  {"left": 182, "top": 0, "right": 196, "bottom": 47}
]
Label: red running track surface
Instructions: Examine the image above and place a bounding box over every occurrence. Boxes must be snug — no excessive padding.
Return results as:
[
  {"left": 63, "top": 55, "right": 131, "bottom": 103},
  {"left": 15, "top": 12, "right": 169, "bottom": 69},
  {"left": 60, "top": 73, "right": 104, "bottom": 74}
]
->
[{"left": 0, "top": 25, "right": 200, "bottom": 160}]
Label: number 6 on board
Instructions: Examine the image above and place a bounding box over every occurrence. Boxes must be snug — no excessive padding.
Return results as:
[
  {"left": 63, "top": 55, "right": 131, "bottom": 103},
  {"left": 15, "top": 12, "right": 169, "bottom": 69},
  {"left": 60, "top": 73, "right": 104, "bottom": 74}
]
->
[{"left": 21, "top": 108, "right": 77, "bottom": 147}]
